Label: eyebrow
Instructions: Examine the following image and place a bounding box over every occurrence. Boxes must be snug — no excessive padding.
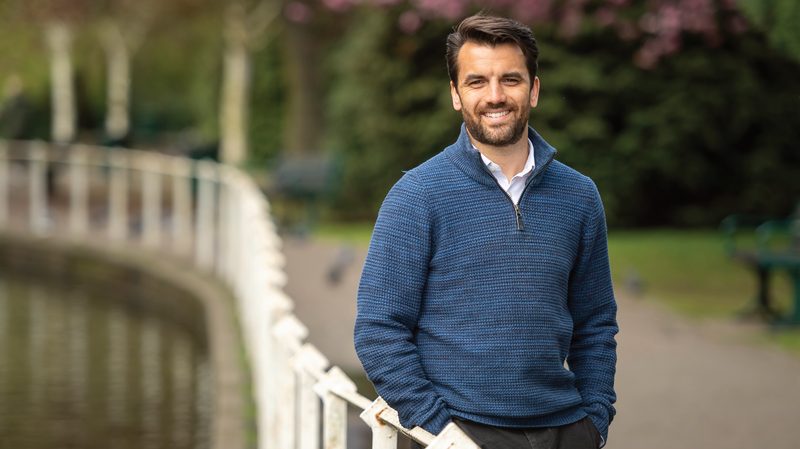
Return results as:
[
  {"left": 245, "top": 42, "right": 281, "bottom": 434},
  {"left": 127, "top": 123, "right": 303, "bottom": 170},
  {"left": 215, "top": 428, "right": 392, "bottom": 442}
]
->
[
  {"left": 462, "top": 74, "right": 486, "bottom": 84},
  {"left": 503, "top": 72, "right": 526, "bottom": 79},
  {"left": 462, "top": 71, "right": 526, "bottom": 84}
]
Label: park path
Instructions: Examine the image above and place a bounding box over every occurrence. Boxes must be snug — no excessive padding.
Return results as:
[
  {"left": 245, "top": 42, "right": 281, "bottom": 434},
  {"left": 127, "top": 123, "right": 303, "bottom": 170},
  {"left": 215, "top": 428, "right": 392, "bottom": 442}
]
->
[{"left": 283, "top": 237, "right": 800, "bottom": 449}]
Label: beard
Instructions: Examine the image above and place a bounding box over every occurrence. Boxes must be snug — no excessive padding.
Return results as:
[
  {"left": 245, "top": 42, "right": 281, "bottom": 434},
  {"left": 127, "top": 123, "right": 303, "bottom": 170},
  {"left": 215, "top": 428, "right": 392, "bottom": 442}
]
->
[{"left": 462, "top": 102, "right": 530, "bottom": 148}]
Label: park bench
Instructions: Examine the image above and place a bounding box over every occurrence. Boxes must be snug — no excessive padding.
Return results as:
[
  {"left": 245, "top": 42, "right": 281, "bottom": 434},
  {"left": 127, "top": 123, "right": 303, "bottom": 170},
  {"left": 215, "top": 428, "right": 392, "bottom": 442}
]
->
[
  {"left": 721, "top": 204, "right": 800, "bottom": 325},
  {"left": 268, "top": 154, "right": 340, "bottom": 234}
]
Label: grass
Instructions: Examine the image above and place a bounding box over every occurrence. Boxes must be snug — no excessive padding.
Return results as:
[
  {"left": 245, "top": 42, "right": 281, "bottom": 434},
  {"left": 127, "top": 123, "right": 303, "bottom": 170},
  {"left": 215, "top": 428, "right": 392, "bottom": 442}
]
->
[
  {"left": 314, "top": 223, "right": 800, "bottom": 355},
  {"left": 315, "top": 222, "right": 375, "bottom": 247},
  {"left": 607, "top": 229, "right": 800, "bottom": 355},
  {"left": 607, "top": 229, "right": 792, "bottom": 317}
]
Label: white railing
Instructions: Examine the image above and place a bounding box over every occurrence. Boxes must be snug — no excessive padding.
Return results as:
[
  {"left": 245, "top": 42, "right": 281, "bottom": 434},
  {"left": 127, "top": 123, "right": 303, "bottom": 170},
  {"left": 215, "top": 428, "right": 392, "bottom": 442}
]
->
[{"left": 0, "top": 139, "right": 478, "bottom": 449}]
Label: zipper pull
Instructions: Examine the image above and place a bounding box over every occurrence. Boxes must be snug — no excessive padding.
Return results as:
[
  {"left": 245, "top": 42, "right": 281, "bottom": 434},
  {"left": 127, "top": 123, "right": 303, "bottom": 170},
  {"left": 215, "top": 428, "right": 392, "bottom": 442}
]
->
[{"left": 514, "top": 203, "right": 524, "bottom": 231}]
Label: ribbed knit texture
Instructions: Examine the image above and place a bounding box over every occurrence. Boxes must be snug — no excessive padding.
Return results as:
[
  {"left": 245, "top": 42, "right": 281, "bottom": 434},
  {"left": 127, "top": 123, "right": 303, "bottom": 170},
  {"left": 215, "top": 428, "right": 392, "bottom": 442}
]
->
[{"left": 354, "top": 125, "right": 618, "bottom": 442}]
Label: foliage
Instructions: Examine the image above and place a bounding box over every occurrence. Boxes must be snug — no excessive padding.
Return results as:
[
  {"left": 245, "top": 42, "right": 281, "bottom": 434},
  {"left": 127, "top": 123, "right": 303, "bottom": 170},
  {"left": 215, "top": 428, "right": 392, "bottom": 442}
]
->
[
  {"left": 736, "top": 0, "right": 800, "bottom": 61},
  {"left": 316, "top": 0, "right": 749, "bottom": 68},
  {"left": 1, "top": 0, "right": 798, "bottom": 226},
  {"left": 249, "top": 37, "right": 288, "bottom": 166},
  {"left": 325, "top": 9, "right": 461, "bottom": 218},
  {"left": 323, "top": 3, "right": 800, "bottom": 226},
  {"left": 535, "top": 29, "right": 800, "bottom": 226}
]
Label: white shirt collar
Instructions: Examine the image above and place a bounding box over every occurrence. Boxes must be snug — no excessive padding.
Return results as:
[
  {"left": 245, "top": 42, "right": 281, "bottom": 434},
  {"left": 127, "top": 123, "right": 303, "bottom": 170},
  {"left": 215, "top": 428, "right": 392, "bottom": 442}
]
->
[
  {"left": 474, "top": 139, "right": 536, "bottom": 184},
  {"left": 472, "top": 139, "right": 536, "bottom": 205}
]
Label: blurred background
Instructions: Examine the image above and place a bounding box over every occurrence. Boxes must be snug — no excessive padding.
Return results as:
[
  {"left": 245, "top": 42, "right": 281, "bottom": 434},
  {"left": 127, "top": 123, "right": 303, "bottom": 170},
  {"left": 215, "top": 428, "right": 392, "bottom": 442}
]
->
[
  {"left": 1, "top": 0, "right": 800, "bottom": 448},
  {"left": 2, "top": 0, "right": 798, "bottom": 226}
]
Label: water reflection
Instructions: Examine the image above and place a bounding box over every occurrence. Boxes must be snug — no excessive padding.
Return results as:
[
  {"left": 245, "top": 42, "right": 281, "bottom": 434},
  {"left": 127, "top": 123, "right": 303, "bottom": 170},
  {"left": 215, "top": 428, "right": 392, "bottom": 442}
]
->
[{"left": 0, "top": 274, "right": 210, "bottom": 449}]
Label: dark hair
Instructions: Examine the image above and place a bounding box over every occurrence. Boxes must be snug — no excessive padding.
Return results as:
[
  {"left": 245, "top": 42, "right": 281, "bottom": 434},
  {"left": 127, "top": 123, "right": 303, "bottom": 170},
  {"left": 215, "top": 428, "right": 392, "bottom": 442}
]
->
[{"left": 446, "top": 14, "right": 539, "bottom": 84}]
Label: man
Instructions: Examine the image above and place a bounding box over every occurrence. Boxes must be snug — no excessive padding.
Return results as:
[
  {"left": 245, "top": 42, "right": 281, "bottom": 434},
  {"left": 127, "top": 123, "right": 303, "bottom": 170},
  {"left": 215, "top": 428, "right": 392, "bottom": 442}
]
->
[{"left": 354, "top": 14, "right": 617, "bottom": 449}]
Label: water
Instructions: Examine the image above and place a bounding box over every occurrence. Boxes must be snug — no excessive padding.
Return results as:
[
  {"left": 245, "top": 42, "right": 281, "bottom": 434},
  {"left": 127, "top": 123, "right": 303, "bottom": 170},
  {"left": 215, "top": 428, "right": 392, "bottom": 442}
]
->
[{"left": 0, "top": 274, "right": 210, "bottom": 449}]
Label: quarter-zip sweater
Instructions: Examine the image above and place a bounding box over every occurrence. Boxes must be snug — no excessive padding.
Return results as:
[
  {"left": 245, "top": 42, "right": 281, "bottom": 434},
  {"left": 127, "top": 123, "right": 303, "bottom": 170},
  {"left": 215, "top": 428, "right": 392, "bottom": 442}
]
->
[{"left": 355, "top": 124, "right": 618, "bottom": 442}]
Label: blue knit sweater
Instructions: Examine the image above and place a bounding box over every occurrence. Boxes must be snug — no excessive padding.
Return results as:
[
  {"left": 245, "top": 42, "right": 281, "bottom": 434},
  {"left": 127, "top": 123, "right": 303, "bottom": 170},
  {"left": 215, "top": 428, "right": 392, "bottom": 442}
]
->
[{"left": 354, "top": 125, "right": 618, "bottom": 442}]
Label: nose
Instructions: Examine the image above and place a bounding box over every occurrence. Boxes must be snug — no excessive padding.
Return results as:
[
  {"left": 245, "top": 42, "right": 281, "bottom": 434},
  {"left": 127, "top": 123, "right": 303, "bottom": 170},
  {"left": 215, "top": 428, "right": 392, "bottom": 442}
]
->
[{"left": 487, "top": 80, "right": 507, "bottom": 104}]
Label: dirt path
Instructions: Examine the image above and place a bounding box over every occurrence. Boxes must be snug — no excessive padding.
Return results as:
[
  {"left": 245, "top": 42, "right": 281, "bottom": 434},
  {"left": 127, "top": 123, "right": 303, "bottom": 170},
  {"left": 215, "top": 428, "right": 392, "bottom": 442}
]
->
[{"left": 283, "top": 237, "right": 800, "bottom": 449}]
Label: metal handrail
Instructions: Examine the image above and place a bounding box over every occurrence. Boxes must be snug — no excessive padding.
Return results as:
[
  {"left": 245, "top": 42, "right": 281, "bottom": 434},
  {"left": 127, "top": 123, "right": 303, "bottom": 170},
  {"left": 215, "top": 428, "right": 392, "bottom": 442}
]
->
[{"left": 0, "top": 139, "right": 477, "bottom": 449}]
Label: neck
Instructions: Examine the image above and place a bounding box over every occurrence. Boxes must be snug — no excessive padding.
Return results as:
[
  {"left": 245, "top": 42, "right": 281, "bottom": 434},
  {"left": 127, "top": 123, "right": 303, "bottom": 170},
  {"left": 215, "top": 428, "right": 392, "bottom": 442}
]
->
[{"left": 471, "top": 134, "right": 529, "bottom": 181}]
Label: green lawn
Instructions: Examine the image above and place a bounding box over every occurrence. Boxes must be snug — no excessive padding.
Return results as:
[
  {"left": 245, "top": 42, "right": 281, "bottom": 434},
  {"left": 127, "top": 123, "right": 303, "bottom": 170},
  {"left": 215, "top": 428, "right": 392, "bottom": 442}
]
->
[
  {"left": 315, "top": 224, "right": 800, "bottom": 354},
  {"left": 607, "top": 229, "right": 791, "bottom": 317}
]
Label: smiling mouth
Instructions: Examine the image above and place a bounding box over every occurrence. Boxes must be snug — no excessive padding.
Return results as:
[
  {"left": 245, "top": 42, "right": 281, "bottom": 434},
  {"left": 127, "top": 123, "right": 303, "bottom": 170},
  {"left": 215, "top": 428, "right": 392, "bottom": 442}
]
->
[{"left": 483, "top": 110, "right": 511, "bottom": 119}]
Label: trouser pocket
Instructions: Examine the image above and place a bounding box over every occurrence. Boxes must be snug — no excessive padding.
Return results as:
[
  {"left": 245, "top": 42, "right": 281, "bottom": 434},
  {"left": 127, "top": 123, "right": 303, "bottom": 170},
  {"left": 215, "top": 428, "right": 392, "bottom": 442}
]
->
[{"left": 580, "top": 417, "right": 601, "bottom": 448}]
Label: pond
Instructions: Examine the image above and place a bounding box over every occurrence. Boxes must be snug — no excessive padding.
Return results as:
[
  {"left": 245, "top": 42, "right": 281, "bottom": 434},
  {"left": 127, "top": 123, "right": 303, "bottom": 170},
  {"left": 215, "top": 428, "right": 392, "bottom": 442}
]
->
[{"left": 0, "top": 273, "right": 211, "bottom": 449}]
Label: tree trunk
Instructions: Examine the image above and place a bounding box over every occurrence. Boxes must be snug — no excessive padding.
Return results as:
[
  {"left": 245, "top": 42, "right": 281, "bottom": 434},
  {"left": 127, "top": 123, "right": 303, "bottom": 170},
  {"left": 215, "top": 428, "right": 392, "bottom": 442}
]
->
[
  {"left": 220, "top": 47, "right": 249, "bottom": 165},
  {"left": 101, "top": 23, "right": 131, "bottom": 142},
  {"left": 282, "top": 18, "right": 323, "bottom": 155},
  {"left": 46, "top": 22, "right": 76, "bottom": 144},
  {"left": 220, "top": 4, "right": 252, "bottom": 166}
]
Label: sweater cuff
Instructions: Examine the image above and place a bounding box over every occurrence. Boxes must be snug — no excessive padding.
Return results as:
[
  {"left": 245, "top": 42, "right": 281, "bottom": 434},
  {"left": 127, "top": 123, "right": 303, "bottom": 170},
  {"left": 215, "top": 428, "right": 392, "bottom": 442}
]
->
[
  {"left": 415, "top": 405, "right": 453, "bottom": 435},
  {"left": 585, "top": 403, "right": 611, "bottom": 444}
]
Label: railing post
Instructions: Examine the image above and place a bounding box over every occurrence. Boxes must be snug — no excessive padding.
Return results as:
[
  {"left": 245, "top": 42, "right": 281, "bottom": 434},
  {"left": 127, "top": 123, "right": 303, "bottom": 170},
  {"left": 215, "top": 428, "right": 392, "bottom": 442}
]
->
[
  {"left": 215, "top": 168, "right": 230, "bottom": 281},
  {"left": 108, "top": 151, "right": 128, "bottom": 242},
  {"left": 273, "top": 314, "right": 309, "bottom": 449},
  {"left": 360, "top": 397, "right": 400, "bottom": 449},
  {"left": 294, "top": 344, "right": 329, "bottom": 449},
  {"left": 29, "top": 142, "right": 48, "bottom": 235},
  {"left": 314, "top": 366, "right": 357, "bottom": 449},
  {"left": 0, "top": 142, "right": 8, "bottom": 226},
  {"left": 141, "top": 153, "right": 162, "bottom": 247},
  {"left": 68, "top": 145, "right": 89, "bottom": 235},
  {"left": 227, "top": 174, "right": 244, "bottom": 293},
  {"left": 256, "top": 290, "right": 292, "bottom": 449},
  {"left": 239, "top": 183, "right": 260, "bottom": 300},
  {"left": 170, "top": 157, "right": 193, "bottom": 257},
  {"left": 194, "top": 161, "right": 217, "bottom": 271}
]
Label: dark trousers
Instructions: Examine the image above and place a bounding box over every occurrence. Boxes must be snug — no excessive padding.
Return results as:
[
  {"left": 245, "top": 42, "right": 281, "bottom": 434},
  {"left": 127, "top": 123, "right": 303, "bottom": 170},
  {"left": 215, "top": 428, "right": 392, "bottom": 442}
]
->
[{"left": 453, "top": 417, "right": 601, "bottom": 449}]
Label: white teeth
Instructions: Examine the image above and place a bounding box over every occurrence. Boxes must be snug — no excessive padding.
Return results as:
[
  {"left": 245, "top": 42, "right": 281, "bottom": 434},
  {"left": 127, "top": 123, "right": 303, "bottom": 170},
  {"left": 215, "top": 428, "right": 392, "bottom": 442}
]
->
[{"left": 484, "top": 111, "right": 510, "bottom": 118}]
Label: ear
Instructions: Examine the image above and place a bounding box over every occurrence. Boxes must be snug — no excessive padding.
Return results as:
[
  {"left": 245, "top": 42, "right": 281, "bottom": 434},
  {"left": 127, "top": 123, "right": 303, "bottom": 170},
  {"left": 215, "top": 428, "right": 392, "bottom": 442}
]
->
[
  {"left": 450, "top": 81, "right": 462, "bottom": 111},
  {"left": 530, "top": 76, "right": 540, "bottom": 108}
]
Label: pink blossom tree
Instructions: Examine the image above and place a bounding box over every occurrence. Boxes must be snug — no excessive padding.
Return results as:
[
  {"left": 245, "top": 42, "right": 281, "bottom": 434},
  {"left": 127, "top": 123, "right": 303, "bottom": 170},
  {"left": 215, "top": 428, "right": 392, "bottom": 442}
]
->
[{"left": 300, "top": 0, "right": 750, "bottom": 68}]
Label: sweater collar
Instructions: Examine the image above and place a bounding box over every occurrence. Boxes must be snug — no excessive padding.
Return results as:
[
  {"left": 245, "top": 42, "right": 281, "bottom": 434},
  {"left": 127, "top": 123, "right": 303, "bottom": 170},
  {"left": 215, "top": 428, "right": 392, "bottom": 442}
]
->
[{"left": 445, "top": 123, "right": 557, "bottom": 188}]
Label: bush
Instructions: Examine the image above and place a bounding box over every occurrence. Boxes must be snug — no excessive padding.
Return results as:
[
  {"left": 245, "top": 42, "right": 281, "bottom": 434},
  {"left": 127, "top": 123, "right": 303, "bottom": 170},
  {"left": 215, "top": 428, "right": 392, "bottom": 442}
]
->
[{"left": 324, "top": 8, "right": 800, "bottom": 226}]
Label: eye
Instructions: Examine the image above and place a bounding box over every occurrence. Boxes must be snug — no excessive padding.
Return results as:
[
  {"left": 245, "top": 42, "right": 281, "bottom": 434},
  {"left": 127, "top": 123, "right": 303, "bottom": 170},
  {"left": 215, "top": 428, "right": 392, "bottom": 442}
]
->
[
  {"left": 466, "top": 79, "right": 486, "bottom": 87},
  {"left": 502, "top": 77, "right": 521, "bottom": 86}
]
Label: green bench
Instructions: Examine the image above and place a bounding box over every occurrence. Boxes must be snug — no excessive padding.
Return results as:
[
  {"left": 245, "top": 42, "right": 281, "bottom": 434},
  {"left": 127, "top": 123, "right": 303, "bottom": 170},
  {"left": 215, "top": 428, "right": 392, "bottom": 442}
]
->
[{"left": 721, "top": 205, "right": 800, "bottom": 325}]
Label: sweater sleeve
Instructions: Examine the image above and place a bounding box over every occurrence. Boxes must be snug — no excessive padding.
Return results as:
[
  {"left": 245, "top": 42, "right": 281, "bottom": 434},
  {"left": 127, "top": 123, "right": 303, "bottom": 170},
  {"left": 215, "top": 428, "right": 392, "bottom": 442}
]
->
[
  {"left": 354, "top": 172, "right": 452, "bottom": 434},
  {"left": 567, "top": 182, "right": 618, "bottom": 445}
]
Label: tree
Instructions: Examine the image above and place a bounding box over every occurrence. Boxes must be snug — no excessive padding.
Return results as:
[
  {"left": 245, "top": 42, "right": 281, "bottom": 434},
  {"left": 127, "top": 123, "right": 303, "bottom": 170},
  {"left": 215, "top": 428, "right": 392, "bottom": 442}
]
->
[
  {"left": 322, "top": 0, "right": 800, "bottom": 224},
  {"left": 736, "top": 0, "right": 800, "bottom": 61},
  {"left": 24, "top": 0, "right": 93, "bottom": 143},
  {"left": 95, "top": 0, "right": 159, "bottom": 143},
  {"left": 219, "top": 0, "right": 280, "bottom": 165},
  {"left": 315, "top": 0, "right": 749, "bottom": 68}
]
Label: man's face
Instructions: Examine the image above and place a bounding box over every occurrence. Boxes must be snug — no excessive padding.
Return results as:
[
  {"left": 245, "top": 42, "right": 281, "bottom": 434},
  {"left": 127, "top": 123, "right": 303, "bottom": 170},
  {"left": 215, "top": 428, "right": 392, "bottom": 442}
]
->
[{"left": 450, "top": 41, "right": 539, "bottom": 148}]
